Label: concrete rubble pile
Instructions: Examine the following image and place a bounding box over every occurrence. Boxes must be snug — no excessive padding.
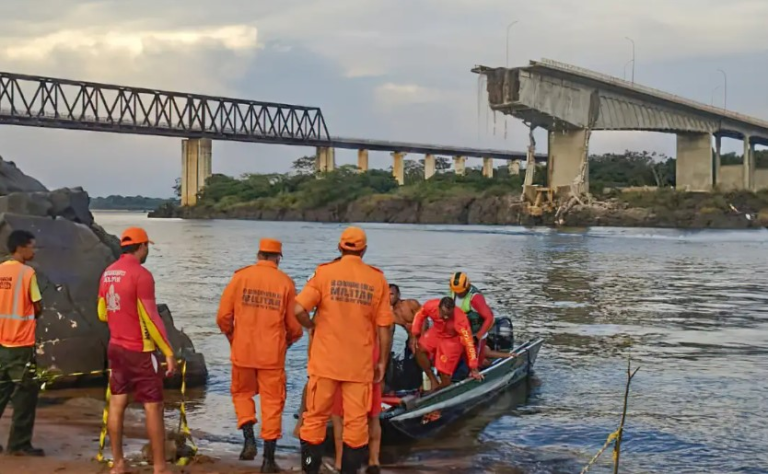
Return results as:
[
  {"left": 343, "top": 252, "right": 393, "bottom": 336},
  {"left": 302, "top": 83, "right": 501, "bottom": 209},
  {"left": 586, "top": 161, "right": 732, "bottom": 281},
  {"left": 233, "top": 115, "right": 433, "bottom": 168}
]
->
[{"left": 0, "top": 156, "right": 207, "bottom": 388}]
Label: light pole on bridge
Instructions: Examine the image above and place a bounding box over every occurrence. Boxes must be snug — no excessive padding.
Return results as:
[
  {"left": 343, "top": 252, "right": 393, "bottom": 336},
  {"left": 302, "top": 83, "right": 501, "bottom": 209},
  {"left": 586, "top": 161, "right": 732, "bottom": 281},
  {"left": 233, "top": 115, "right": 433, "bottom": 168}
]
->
[
  {"left": 506, "top": 21, "right": 518, "bottom": 67},
  {"left": 717, "top": 68, "right": 728, "bottom": 111},
  {"left": 625, "top": 37, "right": 636, "bottom": 84}
]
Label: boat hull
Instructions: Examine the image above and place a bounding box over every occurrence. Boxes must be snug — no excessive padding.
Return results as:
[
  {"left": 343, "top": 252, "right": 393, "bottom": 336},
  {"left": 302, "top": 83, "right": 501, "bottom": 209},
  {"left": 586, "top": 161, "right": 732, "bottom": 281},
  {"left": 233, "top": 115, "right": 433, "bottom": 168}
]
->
[{"left": 380, "top": 337, "right": 543, "bottom": 443}]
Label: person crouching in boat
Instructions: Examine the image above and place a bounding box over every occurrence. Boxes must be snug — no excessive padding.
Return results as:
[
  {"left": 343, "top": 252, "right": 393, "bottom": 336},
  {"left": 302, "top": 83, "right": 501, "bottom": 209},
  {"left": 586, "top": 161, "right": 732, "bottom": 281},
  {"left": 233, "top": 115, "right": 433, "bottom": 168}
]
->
[
  {"left": 410, "top": 297, "right": 483, "bottom": 392},
  {"left": 449, "top": 272, "right": 515, "bottom": 366}
]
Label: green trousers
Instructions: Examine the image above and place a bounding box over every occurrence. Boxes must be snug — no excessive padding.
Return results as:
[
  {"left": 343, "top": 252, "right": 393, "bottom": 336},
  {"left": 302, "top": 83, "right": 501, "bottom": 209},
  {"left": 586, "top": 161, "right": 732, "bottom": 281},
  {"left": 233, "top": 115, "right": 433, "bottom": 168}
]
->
[{"left": 0, "top": 345, "right": 39, "bottom": 451}]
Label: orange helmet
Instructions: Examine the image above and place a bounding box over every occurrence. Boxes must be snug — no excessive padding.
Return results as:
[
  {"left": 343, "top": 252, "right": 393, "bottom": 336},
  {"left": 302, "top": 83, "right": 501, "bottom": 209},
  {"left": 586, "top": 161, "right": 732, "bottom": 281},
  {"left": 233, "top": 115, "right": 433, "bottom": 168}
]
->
[{"left": 449, "top": 272, "right": 470, "bottom": 293}]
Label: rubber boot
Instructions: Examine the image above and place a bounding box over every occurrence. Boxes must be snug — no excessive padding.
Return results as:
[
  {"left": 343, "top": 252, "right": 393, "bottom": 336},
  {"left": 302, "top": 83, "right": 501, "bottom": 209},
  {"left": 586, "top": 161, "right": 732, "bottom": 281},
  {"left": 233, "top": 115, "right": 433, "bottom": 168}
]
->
[
  {"left": 260, "top": 439, "right": 281, "bottom": 473},
  {"left": 366, "top": 465, "right": 382, "bottom": 474},
  {"left": 341, "top": 444, "right": 368, "bottom": 474},
  {"left": 239, "top": 422, "right": 258, "bottom": 461},
  {"left": 300, "top": 440, "right": 323, "bottom": 474}
]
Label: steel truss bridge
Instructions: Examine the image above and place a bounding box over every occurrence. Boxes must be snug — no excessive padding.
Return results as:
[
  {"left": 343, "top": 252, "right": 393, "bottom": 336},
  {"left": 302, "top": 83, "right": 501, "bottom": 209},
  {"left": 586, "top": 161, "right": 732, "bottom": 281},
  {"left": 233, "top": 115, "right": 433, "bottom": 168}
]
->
[{"left": 0, "top": 71, "right": 545, "bottom": 162}]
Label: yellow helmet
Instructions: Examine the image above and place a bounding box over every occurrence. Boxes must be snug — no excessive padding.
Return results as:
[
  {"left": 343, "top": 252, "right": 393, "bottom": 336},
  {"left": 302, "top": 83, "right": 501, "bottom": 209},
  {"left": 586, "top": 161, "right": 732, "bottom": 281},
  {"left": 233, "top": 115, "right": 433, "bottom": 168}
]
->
[{"left": 449, "top": 272, "right": 470, "bottom": 293}]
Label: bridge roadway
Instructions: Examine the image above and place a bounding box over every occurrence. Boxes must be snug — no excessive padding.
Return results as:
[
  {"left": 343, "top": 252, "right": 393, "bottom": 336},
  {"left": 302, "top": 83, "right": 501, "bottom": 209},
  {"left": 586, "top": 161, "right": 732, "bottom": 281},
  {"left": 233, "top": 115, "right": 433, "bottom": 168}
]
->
[{"left": 474, "top": 58, "right": 768, "bottom": 193}]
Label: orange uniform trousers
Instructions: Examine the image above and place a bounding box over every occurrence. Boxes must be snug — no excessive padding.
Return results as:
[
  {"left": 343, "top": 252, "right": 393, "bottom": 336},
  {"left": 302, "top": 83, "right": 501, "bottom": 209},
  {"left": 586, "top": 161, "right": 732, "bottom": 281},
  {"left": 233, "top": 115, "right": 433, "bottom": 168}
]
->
[
  {"left": 231, "top": 364, "right": 286, "bottom": 441},
  {"left": 299, "top": 375, "right": 372, "bottom": 448}
]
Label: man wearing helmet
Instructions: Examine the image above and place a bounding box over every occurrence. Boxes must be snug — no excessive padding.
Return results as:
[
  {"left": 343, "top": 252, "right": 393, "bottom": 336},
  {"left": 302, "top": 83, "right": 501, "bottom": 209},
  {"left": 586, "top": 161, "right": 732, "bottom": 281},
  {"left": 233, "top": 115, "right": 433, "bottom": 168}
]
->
[{"left": 449, "top": 272, "right": 512, "bottom": 365}]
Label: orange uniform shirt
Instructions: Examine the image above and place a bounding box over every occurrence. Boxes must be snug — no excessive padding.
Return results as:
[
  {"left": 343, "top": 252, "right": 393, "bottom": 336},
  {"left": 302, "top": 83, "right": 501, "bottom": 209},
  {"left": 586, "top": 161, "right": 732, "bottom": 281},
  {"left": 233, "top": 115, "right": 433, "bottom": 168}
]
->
[
  {"left": 296, "top": 255, "right": 394, "bottom": 383},
  {"left": 217, "top": 260, "right": 303, "bottom": 369}
]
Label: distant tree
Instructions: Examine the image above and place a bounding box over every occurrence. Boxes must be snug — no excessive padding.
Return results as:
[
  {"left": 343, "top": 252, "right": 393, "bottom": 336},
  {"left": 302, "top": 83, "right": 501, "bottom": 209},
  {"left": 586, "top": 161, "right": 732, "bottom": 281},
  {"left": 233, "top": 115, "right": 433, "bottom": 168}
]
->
[
  {"left": 292, "top": 156, "right": 317, "bottom": 175},
  {"left": 404, "top": 159, "right": 425, "bottom": 184},
  {"left": 173, "top": 178, "right": 181, "bottom": 197}
]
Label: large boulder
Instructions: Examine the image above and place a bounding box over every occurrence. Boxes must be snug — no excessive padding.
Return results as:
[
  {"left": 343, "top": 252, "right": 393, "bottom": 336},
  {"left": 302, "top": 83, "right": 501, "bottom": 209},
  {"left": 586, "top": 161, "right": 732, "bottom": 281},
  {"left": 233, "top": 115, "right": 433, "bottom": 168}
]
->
[
  {"left": 0, "top": 157, "right": 48, "bottom": 194},
  {"left": 0, "top": 156, "right": 207, "bottom": 388}
]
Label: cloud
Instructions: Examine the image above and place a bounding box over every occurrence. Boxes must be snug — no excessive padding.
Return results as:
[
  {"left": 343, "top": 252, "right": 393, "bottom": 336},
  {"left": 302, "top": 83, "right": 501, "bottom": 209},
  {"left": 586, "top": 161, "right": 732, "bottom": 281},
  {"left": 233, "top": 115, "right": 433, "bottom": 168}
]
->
[
  {"left": 2, "top": 0, "right": 768, "bottom": 196},
  {"left": 374, "top": 83, "right": 446, "bottom": 108},
  {"left": 2, "top": 25, "right": 259, "bottom": 62}
]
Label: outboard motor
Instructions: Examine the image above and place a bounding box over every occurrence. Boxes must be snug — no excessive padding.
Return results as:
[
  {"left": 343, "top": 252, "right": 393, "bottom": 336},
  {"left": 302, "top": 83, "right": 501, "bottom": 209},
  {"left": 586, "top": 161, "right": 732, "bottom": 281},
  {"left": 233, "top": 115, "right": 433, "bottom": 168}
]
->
[{"left": 486, "top": 317, "right": 514, "bottom": 352}]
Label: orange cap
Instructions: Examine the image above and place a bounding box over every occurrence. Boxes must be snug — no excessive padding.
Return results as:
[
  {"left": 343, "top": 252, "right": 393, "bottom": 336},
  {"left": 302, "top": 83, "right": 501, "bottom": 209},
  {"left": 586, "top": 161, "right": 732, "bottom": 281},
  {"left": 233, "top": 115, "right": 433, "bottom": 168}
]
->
[
  {"left": 120, "top": 227, "right": 153, "bottom": 247},
  {"left": 338, "top": 226, "right": 367, "bottom": 252},
  {"left": 259, "top": 238, "right": 283, "bottom": 255}
]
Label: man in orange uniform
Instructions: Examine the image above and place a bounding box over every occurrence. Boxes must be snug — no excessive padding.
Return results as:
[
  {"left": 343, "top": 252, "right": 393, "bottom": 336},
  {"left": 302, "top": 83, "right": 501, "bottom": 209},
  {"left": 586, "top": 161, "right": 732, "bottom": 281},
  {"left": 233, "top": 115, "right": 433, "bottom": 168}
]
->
[
  {"left": 97, "top": 227, "right": 176, "bottom": 474},
  {"left": 295, "top": 227, "right": 394, "bottom": 474},
  {"left": 0, "top": 230, "right": 44, "bottom": 457},
  {"left": 411, "top": 297, "right": 483, "bottom": 392},
  {"left": 329, "top": 340, "right": 382, "bottom": 473},
  {"left": 216, "top": 238, "right": 303, "bottom": 472}
]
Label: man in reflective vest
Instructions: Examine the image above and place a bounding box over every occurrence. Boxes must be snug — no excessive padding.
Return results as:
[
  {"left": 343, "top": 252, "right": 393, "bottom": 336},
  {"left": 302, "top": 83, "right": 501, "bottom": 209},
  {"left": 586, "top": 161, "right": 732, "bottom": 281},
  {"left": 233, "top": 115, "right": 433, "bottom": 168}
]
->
[
  {"left": 0, "top": 230, "right": 44, "bottom": 456},
  {"left": 217, "top": 238, "right": 303, "bottom": 472},
  {"left": 97, "top": 227, "right": 176, "bottom": 474},
  {"left": 448, "top": 272, "right": 497, "bottom": 364}
]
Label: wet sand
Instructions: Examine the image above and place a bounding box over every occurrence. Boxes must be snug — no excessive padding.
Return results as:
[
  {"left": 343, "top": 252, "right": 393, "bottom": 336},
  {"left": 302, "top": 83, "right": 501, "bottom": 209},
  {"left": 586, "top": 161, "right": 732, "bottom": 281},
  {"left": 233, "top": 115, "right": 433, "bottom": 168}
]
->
[{"left": 0, "top": 396, "right": 302, "bottom": 473}]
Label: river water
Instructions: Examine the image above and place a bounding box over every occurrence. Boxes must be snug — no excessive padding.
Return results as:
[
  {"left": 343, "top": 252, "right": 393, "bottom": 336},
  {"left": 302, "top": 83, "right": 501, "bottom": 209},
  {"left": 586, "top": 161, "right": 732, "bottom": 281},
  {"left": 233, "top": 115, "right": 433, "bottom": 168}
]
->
[{"left": 90, "top": 212, "right": 768, "bottom": 474}]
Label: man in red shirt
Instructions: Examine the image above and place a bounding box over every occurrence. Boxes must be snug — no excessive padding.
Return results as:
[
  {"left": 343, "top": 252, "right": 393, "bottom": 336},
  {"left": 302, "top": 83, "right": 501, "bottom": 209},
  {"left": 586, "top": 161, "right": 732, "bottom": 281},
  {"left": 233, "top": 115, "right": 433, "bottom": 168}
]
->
[
  {"left": 410, "top": 297, "right": 483, "bottom": 392},
  {"left": 97, "top": 227, "right": 176, "bottom": 474}
]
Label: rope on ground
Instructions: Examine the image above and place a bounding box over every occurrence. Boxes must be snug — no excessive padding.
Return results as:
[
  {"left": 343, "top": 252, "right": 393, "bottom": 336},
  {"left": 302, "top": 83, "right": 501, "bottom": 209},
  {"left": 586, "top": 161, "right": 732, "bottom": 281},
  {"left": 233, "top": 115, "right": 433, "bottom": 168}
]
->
[{"left": 580, "top": 356, "right": 640, "bottom": 474}]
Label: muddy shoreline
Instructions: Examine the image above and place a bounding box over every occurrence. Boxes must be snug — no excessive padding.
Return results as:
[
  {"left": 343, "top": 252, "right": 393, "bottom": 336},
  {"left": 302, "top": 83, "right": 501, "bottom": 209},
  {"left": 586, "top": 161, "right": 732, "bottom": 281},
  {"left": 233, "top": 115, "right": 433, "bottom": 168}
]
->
[
  {"left": 0, "top": 392, "right": 302, "bottom": 473},
  {"left": 149, "top": 194, "right": 767, "bottom": 230}
]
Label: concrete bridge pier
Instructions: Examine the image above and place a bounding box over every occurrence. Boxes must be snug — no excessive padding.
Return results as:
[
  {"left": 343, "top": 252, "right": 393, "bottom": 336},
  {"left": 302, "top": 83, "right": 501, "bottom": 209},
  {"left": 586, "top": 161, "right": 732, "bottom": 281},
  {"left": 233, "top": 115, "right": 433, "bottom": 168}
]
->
[
  {"left": 482, "top": 158, "right": 494, "bottom": 178},
  {"left": 392, "top": 152, "right": 406, "bottom": 185},
  {"left": 357, "top": 149, "right": 369, "bottom": 172},
  {"left": 454, "top": 156, "right": 466, "bottom": 176},
  {"left": 180, "top": 138, "right": 212, "bottom": 206},
  {"left": 424, "top": 154, "right": 436, "bottom": 180},
  {"left": 675, "top": 132, "right": 713, "bottom": 192},
  {"left": 315, "top": 146, "right": 336, "bottom": 173},
  {"left": 744, "top": 135, "right": 754, "bottom": 191},
  {"left": 548, "top": 129, "right": 589, "bottom": 194},
  {"left": 714, "top": 135, "right": 722, "bottom": 187},
  {"left": 509, "top": 160, "right": 521, "bottom": 176}
]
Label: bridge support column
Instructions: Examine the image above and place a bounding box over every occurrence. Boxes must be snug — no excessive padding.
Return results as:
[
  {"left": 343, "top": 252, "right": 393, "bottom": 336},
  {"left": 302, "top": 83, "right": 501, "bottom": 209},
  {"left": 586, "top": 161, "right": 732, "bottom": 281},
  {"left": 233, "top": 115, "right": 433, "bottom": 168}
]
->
[
  {"left": 509, "top": 160, "right": 521, "bottom": 176},
  {"left": 357, "top": 149, "right": 369, "bottom": 172},
  {"left": 180, "top": 138, "right": 212, "bottom": 206},
  {"left": 744, "top": 135, "right": 754, "bottom": 191},
  {"left": 548, "top": 129, "right": 589, "bottom": 194},
  {"left": 392, "top": 152, "right": 406, "bottom": 185},
  {"left": 714, "top": 135, "right": 722, "bottom": 188},
  {"left": 453, "top": 156, "right": 466, "bottom": 176},
  {"left": 315, "top": 147, "right": 335, "bottom": 173},
  {"left": 482, "top": 158, "right": 494, "bottom": 178},
  {"left": 675, "top": 132, "right": 713, "bottom": 192},
  {"left": 424, "top": 154, "right": 436, "bottom": 180}
]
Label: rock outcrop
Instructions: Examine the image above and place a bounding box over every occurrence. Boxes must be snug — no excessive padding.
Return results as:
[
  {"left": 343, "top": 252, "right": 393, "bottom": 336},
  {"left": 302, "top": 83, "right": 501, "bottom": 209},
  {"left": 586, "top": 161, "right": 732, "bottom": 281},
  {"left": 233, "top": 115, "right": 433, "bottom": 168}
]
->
[{"left": 0, "top": 157, "right": 207, "bottom": 388}]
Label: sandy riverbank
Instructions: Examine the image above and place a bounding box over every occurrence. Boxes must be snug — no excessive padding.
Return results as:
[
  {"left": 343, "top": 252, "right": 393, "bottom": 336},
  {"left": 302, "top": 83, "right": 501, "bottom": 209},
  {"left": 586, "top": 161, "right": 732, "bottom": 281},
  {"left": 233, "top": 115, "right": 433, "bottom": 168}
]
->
[{"left": 0, "top": 395, "right": 303, "bottom": 473}]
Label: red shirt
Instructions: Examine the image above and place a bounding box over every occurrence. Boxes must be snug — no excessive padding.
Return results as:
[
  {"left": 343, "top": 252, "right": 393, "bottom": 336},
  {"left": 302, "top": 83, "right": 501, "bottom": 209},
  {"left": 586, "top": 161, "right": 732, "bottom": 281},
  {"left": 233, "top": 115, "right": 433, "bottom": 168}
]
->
[
  {"left": 97, "top": 254, "right": 173, "bottom": 357},
  {"left": 469, "top": 293, "right": 495, "bottom": 337},
  {"left": 411, "top": 299, "right": 478, "bottom": 369}
]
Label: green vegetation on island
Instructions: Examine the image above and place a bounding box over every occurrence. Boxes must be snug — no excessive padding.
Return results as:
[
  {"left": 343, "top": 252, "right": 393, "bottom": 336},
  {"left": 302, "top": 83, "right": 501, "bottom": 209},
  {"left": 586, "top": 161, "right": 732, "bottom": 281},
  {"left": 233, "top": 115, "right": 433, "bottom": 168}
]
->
[{"left": 149, "top": 152, "right": 768, "bottom": 229}]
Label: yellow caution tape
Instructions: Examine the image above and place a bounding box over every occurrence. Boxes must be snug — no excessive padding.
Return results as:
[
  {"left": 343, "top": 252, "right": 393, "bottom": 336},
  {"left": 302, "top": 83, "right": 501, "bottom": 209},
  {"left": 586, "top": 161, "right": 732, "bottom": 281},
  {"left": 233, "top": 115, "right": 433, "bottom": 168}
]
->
[
  {"left": 93, "top": 358, "right": 197, "bottom": 468},
  {"left": 95, "top": 380, "right": 112, "bottom": 466},
  {"left": 579, "top": 428, "right": 622, "bottom": 474}
]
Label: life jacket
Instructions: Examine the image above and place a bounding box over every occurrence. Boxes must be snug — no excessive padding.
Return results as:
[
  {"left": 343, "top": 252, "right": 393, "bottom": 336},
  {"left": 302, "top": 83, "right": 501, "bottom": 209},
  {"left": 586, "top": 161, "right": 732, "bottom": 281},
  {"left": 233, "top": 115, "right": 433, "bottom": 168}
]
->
[
  {"left": 0, "top": 261, "right": 37, "bottom": 347},
  {"left": 450, "top": 284, "right": 483, "bottom": 335}
]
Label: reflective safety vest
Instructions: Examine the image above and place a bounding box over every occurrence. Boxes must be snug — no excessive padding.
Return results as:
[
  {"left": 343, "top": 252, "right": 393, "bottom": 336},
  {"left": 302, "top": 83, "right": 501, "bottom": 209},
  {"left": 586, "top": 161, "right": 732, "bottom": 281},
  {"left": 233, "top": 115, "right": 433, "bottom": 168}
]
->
[
  {"left": 0, "top": 261, "right": 37, "bottom": 347},
  {"left": 450, "top": 285, "right": 483, "bottom": 335}
]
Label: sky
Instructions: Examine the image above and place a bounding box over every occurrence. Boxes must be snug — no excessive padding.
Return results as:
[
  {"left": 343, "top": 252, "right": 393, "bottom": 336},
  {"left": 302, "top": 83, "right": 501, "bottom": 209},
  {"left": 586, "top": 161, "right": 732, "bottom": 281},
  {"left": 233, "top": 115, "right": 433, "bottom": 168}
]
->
[{"left": 2, "top": 0, "right": 768, "bottom": 197}]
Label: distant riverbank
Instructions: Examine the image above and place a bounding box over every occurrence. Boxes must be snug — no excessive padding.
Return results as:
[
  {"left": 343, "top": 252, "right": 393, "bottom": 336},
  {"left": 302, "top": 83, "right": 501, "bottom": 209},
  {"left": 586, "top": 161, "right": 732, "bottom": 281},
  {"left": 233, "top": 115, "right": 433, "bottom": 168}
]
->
[{"left": 149, "top": 189, "right": 768, "bottom": 230}]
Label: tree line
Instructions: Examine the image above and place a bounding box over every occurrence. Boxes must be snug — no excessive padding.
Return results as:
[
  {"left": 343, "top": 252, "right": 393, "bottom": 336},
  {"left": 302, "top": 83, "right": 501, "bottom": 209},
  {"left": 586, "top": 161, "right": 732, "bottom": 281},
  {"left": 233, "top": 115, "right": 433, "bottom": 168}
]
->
[{"left": 189, "top": 150, "right": 687, "bottom": 210}]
